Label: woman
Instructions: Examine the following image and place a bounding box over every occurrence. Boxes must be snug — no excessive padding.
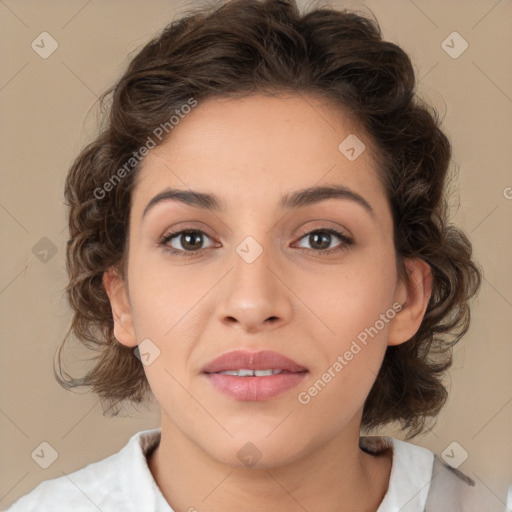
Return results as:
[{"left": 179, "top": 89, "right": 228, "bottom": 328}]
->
[{"left": 4, "top": 1, "right": 500, "bottom": 510}]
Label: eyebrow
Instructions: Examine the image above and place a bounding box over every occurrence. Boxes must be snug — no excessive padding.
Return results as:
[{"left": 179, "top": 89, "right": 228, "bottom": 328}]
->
[{"left": 141, "top": 184, "right": 374, "bottom": 221}]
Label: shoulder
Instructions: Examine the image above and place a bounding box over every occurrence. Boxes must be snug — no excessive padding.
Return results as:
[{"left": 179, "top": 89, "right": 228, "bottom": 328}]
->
[
  {"left": 2, "top": 429, "right": 163, "bottom": 512},
  {"left": 425, "top": 454, "right": 507, "bottom": 512},
  {"left": 360, "top": 435, "right": 435, "bottom": 511},
  {"left": 360, "top": 435, "right": 507, "bottom": 512},
  {"left": 3, "top": 451, "right": 123, "bottom": 512}
]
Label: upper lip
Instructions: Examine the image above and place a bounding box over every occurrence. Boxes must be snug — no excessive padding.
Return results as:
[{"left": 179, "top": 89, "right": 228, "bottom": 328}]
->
[{"left": 201, "top": 350, "right": 308, "bottom": 373}]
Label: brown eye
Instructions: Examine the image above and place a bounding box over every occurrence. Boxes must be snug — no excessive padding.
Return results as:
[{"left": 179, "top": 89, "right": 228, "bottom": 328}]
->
[
  {"left": 296, "top": 228, "right": 352, "bottom": 252},
  {"left": 160, "top": 229, "right": 214, "bottom": 254},
  {"left": 159, "top": 227, "right": 352, "bottom": 258}
]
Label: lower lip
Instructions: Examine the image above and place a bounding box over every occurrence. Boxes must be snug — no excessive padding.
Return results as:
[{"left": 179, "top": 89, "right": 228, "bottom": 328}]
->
[{"left": 204, "top": 372, "right": 308, "bottom": 401}]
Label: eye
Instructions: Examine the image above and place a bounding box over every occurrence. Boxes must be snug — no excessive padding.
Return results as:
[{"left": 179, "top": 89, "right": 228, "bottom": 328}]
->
[
  {"left": 159, "top": 226, "right": 353, "bottom": 258},
  {"left": 295, "top": 228, "right": 352, "bottom": 253},
  {"left": 159, "top": 229, "right": 215, "bottom": 256}
]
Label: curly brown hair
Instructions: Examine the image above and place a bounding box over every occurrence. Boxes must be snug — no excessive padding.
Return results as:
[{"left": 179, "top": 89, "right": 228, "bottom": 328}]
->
[{"left": 55, "top": 0, "right": 481, "bottom": 439}]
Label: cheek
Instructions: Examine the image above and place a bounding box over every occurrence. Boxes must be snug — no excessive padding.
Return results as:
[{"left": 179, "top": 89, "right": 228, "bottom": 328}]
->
[
  {"left": 295, "top": 282, "right": 396, "bottom": 433},
  {"left": 127, "top": 266, "right": 213, "bottom": 387},
  {"left": 128, "top": 259, "right": 205, "bottom": 338},
  {"left": 305, "top": 247, "right": 398, "bottom": 345},
  {"left": 127, "top": 271, "right": 206, "bottom": 416},
  {"left": 297, "top": 248, "right": 397, "bottom": 396}
]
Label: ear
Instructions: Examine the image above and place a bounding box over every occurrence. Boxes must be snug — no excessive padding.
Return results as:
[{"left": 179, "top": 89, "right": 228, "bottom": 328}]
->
[
  {"left": 102, "top": 268, "right": 138, "bottom": 348},
  {"left": 388, "top": 258, "right": 433, "bottom": 347}
]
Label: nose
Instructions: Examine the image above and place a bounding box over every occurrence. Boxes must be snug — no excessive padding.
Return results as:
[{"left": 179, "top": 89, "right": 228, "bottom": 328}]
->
[{"left": 216, "top": 245, "right": 293, "bottom": 334}]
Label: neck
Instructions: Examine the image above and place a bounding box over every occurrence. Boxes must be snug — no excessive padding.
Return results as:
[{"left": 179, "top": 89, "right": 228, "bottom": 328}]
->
[{"left": 148, "top": 413, "right": 392, "bottom": 512}]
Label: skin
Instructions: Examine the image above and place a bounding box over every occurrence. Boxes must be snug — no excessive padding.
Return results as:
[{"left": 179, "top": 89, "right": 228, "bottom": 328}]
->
[{"left": 103, "top": 93, "right": 432, "bottom": 512}]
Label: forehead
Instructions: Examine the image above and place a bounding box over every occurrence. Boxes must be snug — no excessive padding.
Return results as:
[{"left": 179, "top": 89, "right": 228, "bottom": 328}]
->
[{"left": 131, "top": 93, "right": 388, "bottom": 218}]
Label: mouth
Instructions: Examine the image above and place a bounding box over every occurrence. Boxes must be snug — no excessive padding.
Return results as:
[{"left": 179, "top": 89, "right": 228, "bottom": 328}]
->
[
  {"left": 201, "top": 350, "right": 309, "bottom": 401},
  {"left": 201, "top": 349, "right": 308, "bottom": 374},
  {"left": 208, "top": 368, "right": 303, "bottom": 377}
]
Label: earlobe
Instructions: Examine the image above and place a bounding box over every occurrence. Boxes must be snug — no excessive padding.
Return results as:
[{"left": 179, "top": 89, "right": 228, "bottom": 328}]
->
[
  {"left": 102, "top": 269, "right": 138, "bottom": 348},
  {"left": 387, "top": 258, "right": 433, "bottom": 347}
]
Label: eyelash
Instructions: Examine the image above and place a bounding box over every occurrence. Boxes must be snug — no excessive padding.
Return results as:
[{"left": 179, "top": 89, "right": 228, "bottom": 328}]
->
[{"left": 158, "top": 227, "right": 353, "bottom": 258}]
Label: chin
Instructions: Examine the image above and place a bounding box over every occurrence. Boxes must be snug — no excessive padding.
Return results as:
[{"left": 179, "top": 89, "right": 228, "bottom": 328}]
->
[{"left": 199, "top": 431, "right": 310, "bottom": 470}]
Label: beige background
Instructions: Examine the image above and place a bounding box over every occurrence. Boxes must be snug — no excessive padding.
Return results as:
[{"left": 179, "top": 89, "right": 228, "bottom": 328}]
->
[{"left": 1, "top": 0, "right": 511, "bottom": 509}]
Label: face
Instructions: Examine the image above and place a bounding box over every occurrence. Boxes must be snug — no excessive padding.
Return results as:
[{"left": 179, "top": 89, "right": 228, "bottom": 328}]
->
[{"left": 107, "top": 93, "right": 427, "bottom": 468}]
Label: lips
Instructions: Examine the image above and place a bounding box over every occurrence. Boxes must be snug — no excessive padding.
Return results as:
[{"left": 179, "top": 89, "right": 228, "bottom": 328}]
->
[
  {"left": 201, "top": 350, "right": 308, "bottom": 374},
  {"left": 201, "top": 350, "right": 309, "bottom": 401}
]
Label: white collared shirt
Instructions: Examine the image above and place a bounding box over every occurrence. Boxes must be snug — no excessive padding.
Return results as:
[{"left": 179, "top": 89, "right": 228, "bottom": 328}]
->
[{"left": 2, "top": 428, "right": 501, "bottom": 512}]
